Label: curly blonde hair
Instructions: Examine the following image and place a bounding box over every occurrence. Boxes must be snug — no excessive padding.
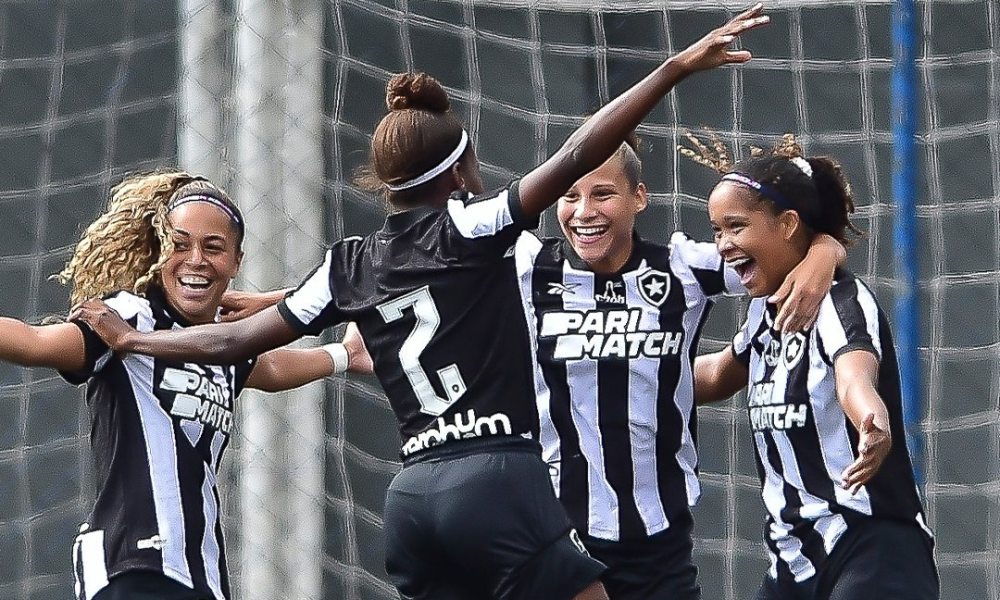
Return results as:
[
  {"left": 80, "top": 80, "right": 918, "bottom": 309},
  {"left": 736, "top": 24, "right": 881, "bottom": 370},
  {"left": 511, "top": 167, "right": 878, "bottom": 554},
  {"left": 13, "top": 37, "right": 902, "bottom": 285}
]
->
[{"left": 56, "top": 171, "right": 236, "bottom": 305}]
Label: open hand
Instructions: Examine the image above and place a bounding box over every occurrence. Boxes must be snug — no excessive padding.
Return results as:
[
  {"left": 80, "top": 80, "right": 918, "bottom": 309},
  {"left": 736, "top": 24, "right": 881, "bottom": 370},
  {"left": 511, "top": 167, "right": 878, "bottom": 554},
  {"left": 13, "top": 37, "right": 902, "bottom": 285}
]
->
[
  {"left": 672, "top": 3, "right": 770, "bottom": 74},
  {"left": 70, "top": 299, "right": 136, "bottom": 352},
  {"left": 841, "top": 413, "right": 892, "bottom": 494}
]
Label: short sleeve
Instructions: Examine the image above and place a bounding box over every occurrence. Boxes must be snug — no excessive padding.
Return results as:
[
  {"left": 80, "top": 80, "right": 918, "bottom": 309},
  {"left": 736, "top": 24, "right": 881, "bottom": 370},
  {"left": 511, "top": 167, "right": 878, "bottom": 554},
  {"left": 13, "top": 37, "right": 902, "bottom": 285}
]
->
[
  {"left": 278, "top": 247, "right": 350, "bottom": 336},
  {"left": 814, "top": 278, "right": 882, "bottom": 365},
  {"left": 59, "top": 292, "right": 148, "bottom": 384},
  {"left": 445, "top": 180, "right": 538, "bottom": 255},
  {"left": 669, "top": 231, "right": 745, "bottom": 298},
  {"left": 732, "top": 298, "right": 767, "bottom": 366}
]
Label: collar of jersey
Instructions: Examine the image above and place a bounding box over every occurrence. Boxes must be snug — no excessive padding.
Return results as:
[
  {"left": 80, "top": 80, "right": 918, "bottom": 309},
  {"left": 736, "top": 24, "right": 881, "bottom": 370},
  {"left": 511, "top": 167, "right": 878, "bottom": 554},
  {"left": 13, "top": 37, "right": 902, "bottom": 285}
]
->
[
  {"left": 145, "top": 285, "right": 196, "bottom": 328},
  {"left": 560, "top": 229, "right": 646, "bottom": 274},
  {"left": 380, "top": 205, "right": 440, "bottom": 235}
]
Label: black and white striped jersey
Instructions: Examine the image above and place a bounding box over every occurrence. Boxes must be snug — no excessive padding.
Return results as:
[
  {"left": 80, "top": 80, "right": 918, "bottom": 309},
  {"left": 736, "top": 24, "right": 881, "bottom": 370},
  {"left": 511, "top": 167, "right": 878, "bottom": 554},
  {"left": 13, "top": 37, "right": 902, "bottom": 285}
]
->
[
  {"left": 514, "top": 231, "right": 742, "bottom": 541},
  {"left": 279, "top": 182, "right": 541, "bottom": 459},
  {"left": 60, "top": 287, "right": 257, "bottom": 600},
  {"left": 732, "top": 269, "right": 930, "bottom": 584}
]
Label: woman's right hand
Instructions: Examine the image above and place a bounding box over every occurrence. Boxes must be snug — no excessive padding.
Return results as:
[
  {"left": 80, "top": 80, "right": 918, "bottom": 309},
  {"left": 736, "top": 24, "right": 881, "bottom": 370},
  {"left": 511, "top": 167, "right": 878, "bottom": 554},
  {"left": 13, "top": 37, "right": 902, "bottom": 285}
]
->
[
  {"left": 70, "top": 299, "right": 136, "bottom": 353},
  {"left": 671, "top": 3, "right": 769, "bottom": 74}
]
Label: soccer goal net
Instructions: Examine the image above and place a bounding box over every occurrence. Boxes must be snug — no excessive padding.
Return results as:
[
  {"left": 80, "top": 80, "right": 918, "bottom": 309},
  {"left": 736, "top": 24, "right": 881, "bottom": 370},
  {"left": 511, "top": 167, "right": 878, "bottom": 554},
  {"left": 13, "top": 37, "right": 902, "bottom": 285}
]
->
[{"left": 0, "top": 1, "right": 997, "bottom": 600}]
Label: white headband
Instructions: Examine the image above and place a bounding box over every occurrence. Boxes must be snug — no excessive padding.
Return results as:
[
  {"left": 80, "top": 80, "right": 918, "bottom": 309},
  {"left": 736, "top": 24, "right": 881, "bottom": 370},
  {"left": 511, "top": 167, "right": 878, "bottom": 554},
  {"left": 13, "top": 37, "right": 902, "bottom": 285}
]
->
[
  {"left": 385, "top": 130, "right": 469, "bottom": 192},
  {"left": 790, "top": 156, "right": 813, "bottom": 178}
]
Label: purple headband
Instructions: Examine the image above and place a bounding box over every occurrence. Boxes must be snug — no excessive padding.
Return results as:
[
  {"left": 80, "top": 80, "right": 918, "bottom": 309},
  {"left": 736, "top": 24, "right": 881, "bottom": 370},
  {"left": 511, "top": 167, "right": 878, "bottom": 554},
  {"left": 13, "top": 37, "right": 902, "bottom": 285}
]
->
[
  {"left": 168, "top": 194, "right": 241, "bottom": 224},
  {"left": 720, "top": 172, "right": 797, "bottom": 212},
  {"left": 168, "top": 193, "right": 245, "bottom": 241}
]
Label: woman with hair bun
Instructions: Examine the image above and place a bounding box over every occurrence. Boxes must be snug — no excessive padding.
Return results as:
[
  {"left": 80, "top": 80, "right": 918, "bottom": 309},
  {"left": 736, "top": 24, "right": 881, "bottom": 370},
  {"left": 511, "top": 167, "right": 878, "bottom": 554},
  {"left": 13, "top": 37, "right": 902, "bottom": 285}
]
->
[
  {"left": 691, "top": 136, "right": 939, "bottom": 600},
  {"left": 0, "top": 171, "right": 358, "bottom": 600},
  {"left": 72, "top": 7, "right": 771, "bottom": 599}
]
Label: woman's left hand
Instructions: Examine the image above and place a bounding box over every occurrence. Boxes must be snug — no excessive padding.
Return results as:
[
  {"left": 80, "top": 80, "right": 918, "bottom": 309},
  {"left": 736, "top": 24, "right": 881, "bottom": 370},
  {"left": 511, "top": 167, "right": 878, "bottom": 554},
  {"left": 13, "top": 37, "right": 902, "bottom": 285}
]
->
[{"left": 840, "top": 413, "right": 892, "bottom": 494}]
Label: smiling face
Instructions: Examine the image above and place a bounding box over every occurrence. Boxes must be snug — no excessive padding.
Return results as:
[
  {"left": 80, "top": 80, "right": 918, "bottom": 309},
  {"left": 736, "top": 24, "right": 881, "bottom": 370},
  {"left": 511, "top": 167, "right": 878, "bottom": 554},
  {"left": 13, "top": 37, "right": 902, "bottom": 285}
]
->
[
  {"left": 160, "top": 202, "right": 243, "bottom": 324},
  {"left": 557, "top": 152, "right": 647, "bottom": 274},
  {"left": 707, "top": 181, "right": 805, "bottom": 297}
]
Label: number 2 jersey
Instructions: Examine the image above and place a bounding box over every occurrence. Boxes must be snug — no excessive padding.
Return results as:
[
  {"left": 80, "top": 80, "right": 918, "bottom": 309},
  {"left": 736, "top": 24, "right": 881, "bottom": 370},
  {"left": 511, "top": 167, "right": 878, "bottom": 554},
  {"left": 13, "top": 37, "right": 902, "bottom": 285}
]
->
[
  {"left": 278, "top": 182, "right": 542, "bottom": 458},
  {"left": 732, "top": 269, "right": 930, "bottom": 583},
  {"left": 60, "top": 286, "right": 257, "bottom": 600}
]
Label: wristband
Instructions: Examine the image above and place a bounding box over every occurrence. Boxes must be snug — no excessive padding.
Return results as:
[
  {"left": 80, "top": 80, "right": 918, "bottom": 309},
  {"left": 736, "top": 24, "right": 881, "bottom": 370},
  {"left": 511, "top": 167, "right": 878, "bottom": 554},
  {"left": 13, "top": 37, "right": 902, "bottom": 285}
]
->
[{"left": 322, "top": 343, "right": 350, "bottom": 374}]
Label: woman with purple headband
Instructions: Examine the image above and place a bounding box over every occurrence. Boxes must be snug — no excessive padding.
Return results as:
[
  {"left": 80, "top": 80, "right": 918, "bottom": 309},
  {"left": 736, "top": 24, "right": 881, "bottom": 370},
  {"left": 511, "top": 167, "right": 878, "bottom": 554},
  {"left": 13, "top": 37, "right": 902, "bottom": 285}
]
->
[
  {"left": 0, "top": 171, "right": 365, "bottom": 600},
  {"left": 689, "top": 136, "right": 939, "bottom": 600}
]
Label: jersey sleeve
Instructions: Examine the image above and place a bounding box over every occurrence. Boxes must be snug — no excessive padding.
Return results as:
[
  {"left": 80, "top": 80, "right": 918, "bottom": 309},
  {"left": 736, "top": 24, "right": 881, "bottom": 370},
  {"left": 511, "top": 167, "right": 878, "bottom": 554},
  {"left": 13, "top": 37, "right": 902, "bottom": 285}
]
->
[
  {"left": 814, "top": 278, "right": 882, "bottom": 365},
  {"left": 278, "top": 246, "right": 350, "bottom": 336},
  {"left": 59, "top": 292, "right": 149, "bottom": 385},
  {"left": 669, "top": 231, "right": 745, "bottom": 298},
  {"left": 731, "top": 298, "right": 767, "bottom": 366},
  {"left": 444, "top": 180, "right": 539, "bottom": 256}
]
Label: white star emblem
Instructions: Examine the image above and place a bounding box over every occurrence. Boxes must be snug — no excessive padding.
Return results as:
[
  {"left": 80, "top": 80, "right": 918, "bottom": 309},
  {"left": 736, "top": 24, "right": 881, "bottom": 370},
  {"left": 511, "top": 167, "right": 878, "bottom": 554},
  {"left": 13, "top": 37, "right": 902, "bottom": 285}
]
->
[{"left": 644, "top": 279, "right": 665, "bottom": 297}]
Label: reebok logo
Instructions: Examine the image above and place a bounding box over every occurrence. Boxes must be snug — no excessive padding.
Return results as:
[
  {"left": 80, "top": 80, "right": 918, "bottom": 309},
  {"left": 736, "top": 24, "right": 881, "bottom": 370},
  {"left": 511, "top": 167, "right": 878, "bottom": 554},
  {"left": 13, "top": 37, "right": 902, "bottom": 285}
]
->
[{"left": 547, "top": 282, "right": 581, "bottom": 296}]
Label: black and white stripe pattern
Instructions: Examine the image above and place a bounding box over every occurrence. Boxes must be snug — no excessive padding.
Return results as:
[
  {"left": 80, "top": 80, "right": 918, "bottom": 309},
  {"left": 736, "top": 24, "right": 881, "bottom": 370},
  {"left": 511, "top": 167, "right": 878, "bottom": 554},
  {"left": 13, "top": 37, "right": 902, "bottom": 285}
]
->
[
  {"left": 516, "top": 231, "right": 741, "bottom": 541},
  {"left": 62, "top": 289, "right": 255, "bottom": 600},
  {"left": 733, "top": 270, "right": 929, "bottom": 583}
]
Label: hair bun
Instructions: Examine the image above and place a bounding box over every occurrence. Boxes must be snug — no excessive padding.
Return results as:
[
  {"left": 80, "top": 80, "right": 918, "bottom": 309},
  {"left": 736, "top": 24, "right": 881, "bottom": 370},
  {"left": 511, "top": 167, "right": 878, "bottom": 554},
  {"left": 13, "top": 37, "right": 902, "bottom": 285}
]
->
[{"left": 385, "top": 72, "right": 450, "bottom": 113}]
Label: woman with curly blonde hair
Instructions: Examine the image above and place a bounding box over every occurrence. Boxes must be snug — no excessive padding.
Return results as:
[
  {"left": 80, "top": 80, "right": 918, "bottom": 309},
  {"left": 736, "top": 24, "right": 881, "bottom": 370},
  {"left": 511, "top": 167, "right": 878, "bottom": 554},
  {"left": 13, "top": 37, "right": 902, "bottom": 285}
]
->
[{"left": 1, "top": 171, "right": 364, "bottom": 600}]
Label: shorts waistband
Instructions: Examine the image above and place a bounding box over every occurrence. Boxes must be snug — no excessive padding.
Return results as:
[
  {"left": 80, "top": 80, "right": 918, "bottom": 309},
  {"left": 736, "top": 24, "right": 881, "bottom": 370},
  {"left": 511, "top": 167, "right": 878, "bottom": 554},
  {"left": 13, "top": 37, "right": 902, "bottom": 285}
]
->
[{"left": 402, "top": 435, "right": 541, "bottom": 466}]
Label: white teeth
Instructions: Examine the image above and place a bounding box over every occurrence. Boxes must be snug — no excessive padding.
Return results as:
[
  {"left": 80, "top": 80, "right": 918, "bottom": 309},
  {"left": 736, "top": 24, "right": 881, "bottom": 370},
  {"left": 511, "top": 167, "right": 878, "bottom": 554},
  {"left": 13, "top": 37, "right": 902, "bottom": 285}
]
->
[
  {"left": 574, "top": 225, "right": 608, "bottom": 236},
  {"left": 728, "top": 257, "right": 752, "bottom": 268},
  {"left": 180, "top": 276, "right": 210, "bottom": 286}
]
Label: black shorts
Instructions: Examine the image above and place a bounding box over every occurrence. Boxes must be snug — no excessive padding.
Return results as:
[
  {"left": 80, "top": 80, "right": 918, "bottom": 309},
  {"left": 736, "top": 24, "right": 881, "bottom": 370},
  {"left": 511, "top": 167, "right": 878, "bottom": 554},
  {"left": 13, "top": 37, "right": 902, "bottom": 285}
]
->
[
  {"left": 582, "top": 511, "right": 700, "bottom": 600},
  {"left": 384, "top": 437, "right": 606, "bottom": 600},
  {"left": 752, "top": 518, "right": 939, "bottom": 600},
  {"left": 93, "top": 571, "right": 208, "bottom": 600}
]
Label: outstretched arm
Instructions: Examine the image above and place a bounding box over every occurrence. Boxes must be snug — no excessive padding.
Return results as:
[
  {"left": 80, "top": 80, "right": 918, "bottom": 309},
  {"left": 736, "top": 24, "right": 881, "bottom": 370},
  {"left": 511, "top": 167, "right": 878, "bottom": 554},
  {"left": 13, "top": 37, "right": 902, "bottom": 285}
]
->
[
  {"left": 0, "top": 318, "right": 87, "bottom": 372},
  {"left": 71, "top": 300, "right": 301, "bottom": 364},
  {"left": 246, "top": 323, "right": 375, "bottom": 391},
  {"left": 694, "top": 345, "right": 748, "bottom": 406},
  {"left": 769, "top": 233, "right": 847, "bottom": 332},
  {"left": 834, "top": 349, "right": 891, "bottom": 494},
  {"left": 518, "top": 4, "right": 769, "bottom": 218}
]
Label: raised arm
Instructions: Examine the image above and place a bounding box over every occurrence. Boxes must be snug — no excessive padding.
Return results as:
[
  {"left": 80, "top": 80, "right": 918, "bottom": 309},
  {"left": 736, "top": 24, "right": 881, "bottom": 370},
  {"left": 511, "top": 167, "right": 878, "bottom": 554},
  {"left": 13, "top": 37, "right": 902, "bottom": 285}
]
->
[
  {"left": 834, "top": 349, "right": 891, "bottom": 494},
  {"left": 769, "top": 233, "right": 847, "bottom": 332},
  {"left": 0, "top": 318, "right": 87, "bottom": 372},
  {"left": 518, "top": 4, "right": 769, "bottom": 218},
  {"left": 71, "top": 300, "right": 301, "bottom": 364},
  {"left": 694, "top": 345, "right": 749, "bottom": 406}
]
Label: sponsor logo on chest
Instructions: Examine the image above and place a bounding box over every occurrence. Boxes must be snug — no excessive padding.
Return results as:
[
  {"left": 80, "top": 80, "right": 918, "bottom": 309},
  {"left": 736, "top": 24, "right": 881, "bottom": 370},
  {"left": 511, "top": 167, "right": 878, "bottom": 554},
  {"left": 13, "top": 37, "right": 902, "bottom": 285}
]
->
[
  {"left": 748, "top": 331, "right": 811, "bottom": 431},
  {"left": 160, "top": 364, "right": 234, "bottom": 434},
  {"left": 539, "top": 308, "right": 684, "bottom": 360}
]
